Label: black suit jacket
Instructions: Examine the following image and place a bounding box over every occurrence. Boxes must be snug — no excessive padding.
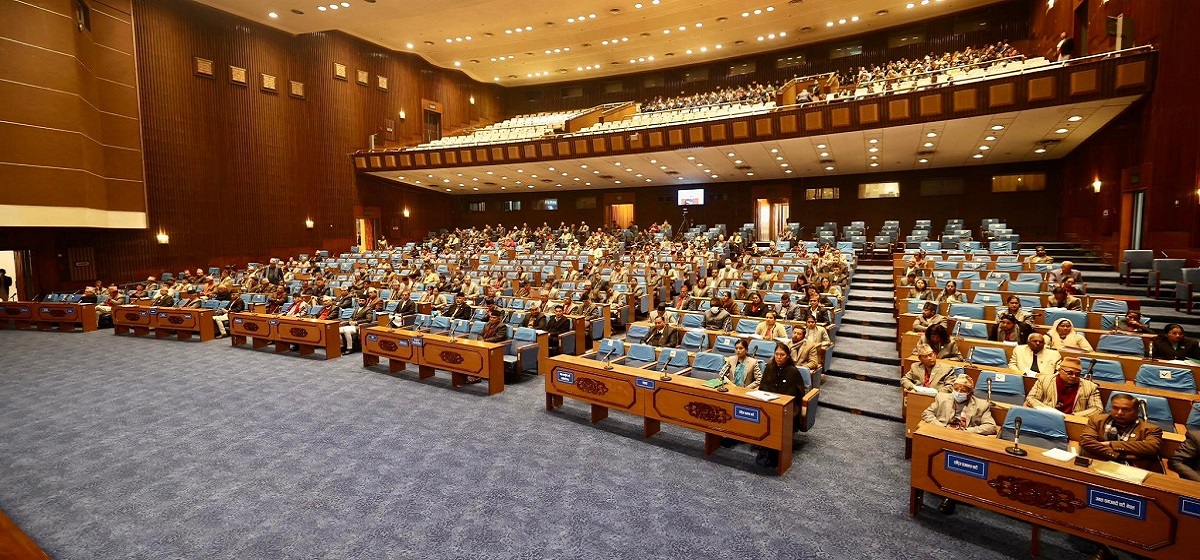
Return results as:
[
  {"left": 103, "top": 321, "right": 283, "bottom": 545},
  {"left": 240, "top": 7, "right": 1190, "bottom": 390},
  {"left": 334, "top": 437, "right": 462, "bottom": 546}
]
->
[
  {"left": 545, "top": 316, "right": 572, "bottom": 335},
  {"left": 446, "top": 303, "right": 474, "bottom": 320},
  {"left": 1152, "top": 337, "right": 1200, "bottom": 360},
  {"left": 394, "top": 300, "right": 417, "bottom": 316},
  {"left": 642, "top": 325, "right": 681, "bottom": 348}
]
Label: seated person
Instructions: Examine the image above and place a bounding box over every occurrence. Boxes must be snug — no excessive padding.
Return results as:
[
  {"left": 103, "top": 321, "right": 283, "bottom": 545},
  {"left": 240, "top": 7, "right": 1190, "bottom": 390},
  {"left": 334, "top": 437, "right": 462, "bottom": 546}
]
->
[
  {"left": 1047, "top": 285, "right": 1083, "bottom": 311},
  {"left": 802, "top": 316, "right": 831, "bottom": 351},
  {"left": 389, "top": 292, "right": 419, "bottom": 328},
  {"left": 1151, "top": 323, "right": 1200, "bottom": 360},
  {"left": 907, "top": 277, "right": 934, "bottom": 301},
  {"left": 152, "top": 288, "right": 175, "bottom": 307},
  {"left": 936, "top": 280, "right": 966, "bottom": 305},
  {"left": 789, "top": 326, "right": 820, "bottom": 371},
  {"left": 1169, "top": 428, "right": 1200, "bottom": 482},
  {"left": 281, "top": 296, "right": 310, "bottom": 317},
  {"left": 96, "top": 286, "right": 126, "bottom": 315},
  {"left": 741, "top": 292, "right": 769, "bottom": 318},
  {"left": 990, "top": 313, "right": 1028, "bottom": 344},
  {"left": 521, "top": 305, "right": 548, "bottom": 330},
  {"left": 913, "top": 324, "right": 964, "bottom": 361},
  {"left": 1047, "top": 318, "right": 1093, "bottom": 352},
  {"left": 467, "top": 309, "right": 510, "bottom": 384},
  {"left": 647, "top": 302, "right": 672, "bottom": 326},
  {"left": 128, "top": 284, "right": 150, "bottom": 301},
  {"left": 718, "top": 338, "right": 762, "bottom": 389},
  {"left": 1002, "top": 295, "right": 1036, "bottom": 329},
  {"left": 1009, "top": 333, "right": 1062, "bottom": 375},
  {"left": 754, "top": 311, "right": 788, "bottom": 340},
  {"left": 1024, "top": 355, "right": 1103, "bottom": 417},
  {"left": 702, "top": 295, "right": 733, "bottom": 331},
  {"left": 1048, "top": 260, "right": 1084, "bottom": 286},
  {"left": 796, "top": 295, "right": 831, "bottom": 326},
  {"left": 1024, "top": 245, "right": 1053, "bottom": 266},
  {"left": 755, "top": 341, "right": 807, "bottom": 468},
  {"left": 544, "top": 304, "right": 573, "bottom": 355},
  {"left": 903, "top": 345, "right": 955, "bottom": 393},
  {"left": 419, "top": 287, "right": 449, "bottom": 314},
  {"left": 338, "top": 296, "right": 375, "bottom": 353},
  {"left": 444, "top": 292, "right": 474, "bottom": 320},
  {"left": 911, "top": 301, "right": 946, "bottom": 333},
  {"left": 671, "top": 285, "right": 696, "bottom": 311},
  {"left": 79, "top": 286, "right": 99, "bottom": 304},
  {"left": 775, "top": 293, "right": 800, "bottom": 322},
  {"left": 641, "top": 315, "right": 681, "bottom": 348},
  {"left": 1112, "top": 310, "right": 1152, "bottom": 334},
  {"left": 1079, "top": 393, "right": 1164, "bottom": 560},
  {"left": 920, "top": 373, "right": 999, "bottom": 515},
  {"left": 212, "top": 291, "right": 248, "bottom": 338}
]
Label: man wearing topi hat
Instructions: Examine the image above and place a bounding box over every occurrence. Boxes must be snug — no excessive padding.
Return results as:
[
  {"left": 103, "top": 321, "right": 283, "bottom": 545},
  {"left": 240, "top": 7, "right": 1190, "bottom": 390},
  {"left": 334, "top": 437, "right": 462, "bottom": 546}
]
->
[
  {"left": 1024, "top": 355, "right": 1103, "bottom": 417},
  {"left": 920, "top": 373, "right": 998, "bottom": 514}
]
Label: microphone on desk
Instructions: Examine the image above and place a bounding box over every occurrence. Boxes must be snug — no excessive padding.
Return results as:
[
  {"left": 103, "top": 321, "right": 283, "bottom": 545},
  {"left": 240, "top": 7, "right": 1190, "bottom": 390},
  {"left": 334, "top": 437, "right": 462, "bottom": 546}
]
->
[
  {"left": 1148, "top": 341, "right": 1155, "bottom": 362},
  {"left": 600, "top": 347, "right": 616, "bottom": 370},
  {"left": 1138, "top": 398, "right": 1149, "bottom": 422},
  {"left": 986, "top": 377, "right": 993, "bottom": 404},
  {"left": 1083, "top": 359, "right": 1096, "bottom": 381},
  {"left": 448, "top": 319, "right": 460, "bottom": 342},
  {"left": 659, "top": 349, "right": 675, "bottom": 381},
  {"left": 467, "top": 319, "right": 476, "bottom": 340},
  {"left": 1006, "top": 417, "right": 1028, "bottom": 457}
]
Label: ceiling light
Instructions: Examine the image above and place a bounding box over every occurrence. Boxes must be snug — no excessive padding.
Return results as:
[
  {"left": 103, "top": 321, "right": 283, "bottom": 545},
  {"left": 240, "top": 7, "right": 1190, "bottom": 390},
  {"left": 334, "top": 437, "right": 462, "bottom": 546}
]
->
[
  {"left": 785, "top": 169, "right": 793, "bottom": 174},
  {"left": 317, "top": 6, "right": 325, "bottom": 10},
  {"left": 984, "top": 135, "right": 996, "bottom": 141},
  {"left": 780, "top": 163, "right": 788, "bottom": 168},
  {"left": 406, "top": 43, "right": 414, "bottom": 49},
  {"left": 825, "top": 166, "right": 834, "bottom": 171},
  {"left": 819, "top": 152, "right": 829, "bottom": 157},
  {"left": 727, "top": 152, "right": 736, "bottom": 157},
  {"left": 687, "top": 156, "right": 695, "bottom": 160},
  {"left": 742, "top": 12, "right": 750, "bottom": 17},
  {"left": 340, "top": 1, "right": 349, "bottom": 6},
  {"left": 1068, "top": 115, "right": 1082, "bottom": 122},
  {"left": 870, "top": 162, "right": 879, "bottom": 167},
  {"left": 991, "top": 125, "right": 1005, "bottom": 131},
  {"left": 757, "top": 36, "right": 764, "bottom": 42},
  {"left": 715, "top": 44, "right": 722, "bottom": 49},
  {"left": 918, "top": 158, "right": 929, "bottom": 163},
  {"left": 868, "top": 147, "right": 879, "bottom": 153},
  {"left": 775, "top": 156, "right": 784, "bottom": 161},
  {"left": 868, "top": 139, "right": 878, "bottom": 144},
  {"left": 268, "top": 12, "right": 279, "bottom": 18},
  {"left": 973, "top": 154, "right": 984, "bottom": 159},
  {"left": 816, "top": 144, "right": 827, "bottom": 149},
  {"left": 826, "top": 22, "right": 833, "bottom": 27},
  {"left": 851, "top": 16, "right": 859, "bottom": 22},
  {"left": 678, "top": 26, "right": 686, "bottom": 31},
  {"left": 734, "top": 159, "right": 743, "bottom": 164},
  {"left": 711, "top": 174, "right": 719, "bottom": 178},
  {"left": 1034, "top": 148, "right": 1047, "bottom": 154},
  {"left": 454, "top": 61, "right": 461, "bottom": 66},
  {"left": 979, "top": 145, "right": 990, "bottom": 150},
  {"left": 768, "top": 34, "right": 776, "bottom": 39},
  {"left": 926, "top": 132, "right": 938, "bottom": 138},
  {"left": 747, "top": 172, "right": 755, "bottom": 176},
  {"left": 906, "top": 1, "right": 915, "bottom": 6},
  {"left": 838, "top": 19, "right": 846, "bottom": 24},
  {"left": 923, "top": 142, "right": 934, "bottom": 148},
  {"left": 329, "top": 4, "right": 338, "bottom": 9},
  {"left": 1055, "top": 128, "right": 1069, "bottom": 134},
  {"left": 870, "top": 155, "right": 878, "bottom": 160},
  {"left": 686, "top": 49, "right": 693, "bottom": 54}
]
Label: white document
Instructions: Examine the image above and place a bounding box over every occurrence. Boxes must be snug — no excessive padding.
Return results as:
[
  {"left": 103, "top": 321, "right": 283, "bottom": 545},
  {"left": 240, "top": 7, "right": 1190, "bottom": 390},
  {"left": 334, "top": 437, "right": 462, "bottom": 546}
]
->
[
  {"left": 912, "top": 386, "right": 939, "bottom": 397},
  {"left": 1042, "top": 448, "right": 1077, "bottom": 462},
  {"left": 745, "top": 390, "right": 780, "bottom": 402}
]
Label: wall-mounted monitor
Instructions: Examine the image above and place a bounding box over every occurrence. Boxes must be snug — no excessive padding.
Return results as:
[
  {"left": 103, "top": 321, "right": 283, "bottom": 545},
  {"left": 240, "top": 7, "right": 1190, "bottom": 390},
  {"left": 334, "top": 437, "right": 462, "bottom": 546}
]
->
[{"left": 677, "top": 188, "right": 705, "bottom": 206}]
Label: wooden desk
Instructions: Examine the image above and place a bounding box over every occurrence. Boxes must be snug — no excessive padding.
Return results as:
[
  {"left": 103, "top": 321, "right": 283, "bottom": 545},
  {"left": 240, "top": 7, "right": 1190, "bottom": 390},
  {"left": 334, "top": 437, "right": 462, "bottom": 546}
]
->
[
  {"left": 545, "top": 354, "right": 803, "bottom": 475},
  {"left": 229, "top": 312, "right": 341, "bottom": 359},
  {"left": 113, "top": 305, "right": 154, "bottom": 336},
  {"left": 898, "top": 314, "right": 1155, "bottom": 351},
  {"left": 154, "top": 308, "right": 216, "bottom": 341},
  {"left": 0, "top": 302, "right": 99, "bottom": 332},
  {"left": 910, "top": 425, "right": 1200, "bottom": 559},
  {"left": 360, "top": 323, "right": 512, "bottom": 395},
  {"left": 0, "top": 506, "right": 48, "bottom": 560}
]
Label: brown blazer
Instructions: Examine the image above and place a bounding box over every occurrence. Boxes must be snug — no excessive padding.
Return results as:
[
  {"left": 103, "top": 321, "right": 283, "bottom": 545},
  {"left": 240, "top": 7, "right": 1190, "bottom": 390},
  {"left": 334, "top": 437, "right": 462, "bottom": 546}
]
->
[
  {"left": 1024, "top": 374, "right": 1103, "bottom": 417},
  {"left": 1079, "top": 414, "right": 1163, "bottom": 472}
]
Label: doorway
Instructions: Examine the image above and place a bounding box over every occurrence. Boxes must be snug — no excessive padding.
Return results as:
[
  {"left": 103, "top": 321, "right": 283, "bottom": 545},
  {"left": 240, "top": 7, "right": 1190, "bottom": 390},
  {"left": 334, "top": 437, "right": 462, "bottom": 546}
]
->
[
  {"left": 754, "top": 199, "right": 790, "bottom": 241},
  {"left": 1074, "top": 1, "right": 1089, "bottom": 57},
  {"left": 423, "top": 110, "right": 442, "bottom": 143},
  {"left": 607, "top": 204, "right": 634, "bottom": 229},
  {"left": 1129, "top": 191, "right": 1145, "bottom": 250},
  {"left": 355, "top": 219, "right": 377, "bottom": 251},
  {"left": 0, "top": 250, "right": 28, "bottom": 301}
]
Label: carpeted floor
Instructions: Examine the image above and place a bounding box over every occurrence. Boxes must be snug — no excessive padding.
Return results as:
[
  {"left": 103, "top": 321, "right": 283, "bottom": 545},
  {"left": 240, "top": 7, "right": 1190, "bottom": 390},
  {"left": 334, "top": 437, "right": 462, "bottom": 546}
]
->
[{"left": 0, "top": 329, "right": 1096, "bottom": 559}]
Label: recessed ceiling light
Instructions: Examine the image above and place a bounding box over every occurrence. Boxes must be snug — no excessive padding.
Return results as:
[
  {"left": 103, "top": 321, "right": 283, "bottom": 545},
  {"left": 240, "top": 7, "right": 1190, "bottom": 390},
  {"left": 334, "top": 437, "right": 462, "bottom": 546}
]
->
[
  {"left": 406, "top": 43, "right": 414, "bottom": 49},
  {"left": 1068, "top": 115, "right": 1082, "bottom": 122},
  {"left": 826, "top": 22, "right": 834, "bottom": 27},
  {"left": 711, "top": 174, "right": 718, "bottom": 179},
  {"left": 868, "top": 147, "right": 879, "bottom": 153},
  {"left": 973, "top": 154, "right": 984, "bottom": 159},
  {"left": 870, "top": 155, "right": 878, "bottom": 160},
  {"left": 979, "top": 145, "right": 990, "bottom": 150},
  {"left": 868, "top": 139, "right": 878, "bottom": 144},
  {"left": 918, "top": 158, "right": 929, "bottom": 163},
  {"left": 816, "top": 144, "right": 827, "bottom": 149},
  {"left": 926, "top": 132, "right": 937, "bottom": 138},
  {"left": 870, "top": 162, "right": 879, "bottom": 167},
  {"left": 785, "top": 169, "right": 793, "bottom": 174},
  {"left": 984, "top": 135, "right": 997, "bottom": 141},
  {"left": 770, "top": 149, "right": 779, "bottom": 154},
  {"left": 991, "top": 125, "right": 1005, "bottom": 131},
  {"left": 734, "top": 160, "right": 743, "bottom": 164},
  {"left": 922, "top": 143, "right": 933, "bottom": 148},
  {"left": 1055, "top": 128, "right": 1069, "bottom": 134},
  {"left": 268, "top": 12, "right": 278, "bottom": 18},
  {"left": 851, "top": 16, "right": 859, "bottom": 22},
  {"left": 1034, "top": 148, "right": 1047, "bottom": 154},
  {"left": 819, "top": 152, "right": 829, "bottom": 157},
  {"left": 825, "top": 166, "right": 834, "bottom": 171},
  {"left": 727, "top": 152, "right": 736, "bottom": 157},
  {"left": 747, "top": 172, "right": 755, "bottom": 176},
  {"left": 317, "top": 6, "right": 326, "bottom": 10}
]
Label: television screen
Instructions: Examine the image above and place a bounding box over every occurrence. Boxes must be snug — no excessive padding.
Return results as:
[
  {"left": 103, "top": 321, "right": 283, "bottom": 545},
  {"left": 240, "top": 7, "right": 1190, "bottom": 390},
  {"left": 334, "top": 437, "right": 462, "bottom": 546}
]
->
[{"left": 677, "top": 188, "right": 705, "bottom": 206}]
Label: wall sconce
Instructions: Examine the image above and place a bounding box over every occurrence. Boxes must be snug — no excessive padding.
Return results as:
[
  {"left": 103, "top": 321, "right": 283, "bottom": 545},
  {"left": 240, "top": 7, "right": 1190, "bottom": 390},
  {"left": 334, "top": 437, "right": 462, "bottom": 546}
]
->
[
  {"left": 469, "top": 95, "right": 475, "bottom": 105},
  {"left": 305, "top": 218, "right": 314, "bottom": 229},
  {"left": 398, "top": 109, "right": 406, "bottom": 120},
  {"left": 402, "top": 208, "right": 411, "bottom": 218},
  {"left": 1092, "top": 180, "right": 1102, "bottom": 193},
  {"left": 156, "top": 232, "right": 170, "bottom": 244}
]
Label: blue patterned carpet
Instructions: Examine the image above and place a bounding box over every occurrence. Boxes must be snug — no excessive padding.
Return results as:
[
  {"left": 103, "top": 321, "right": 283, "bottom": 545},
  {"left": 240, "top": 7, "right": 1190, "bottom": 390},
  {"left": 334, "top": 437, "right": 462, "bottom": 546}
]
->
[{"left": 0, "top": 329, "right": 1093, "bottom": 559}]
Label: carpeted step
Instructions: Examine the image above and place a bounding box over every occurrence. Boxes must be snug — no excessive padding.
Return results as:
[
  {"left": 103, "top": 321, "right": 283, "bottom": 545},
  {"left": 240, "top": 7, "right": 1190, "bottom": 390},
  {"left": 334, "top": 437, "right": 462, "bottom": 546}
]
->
[
  {"left": 817, "top": 376, "right": 902, "bottom": 422},
  {"left": 855, "top": 265, "right": 893, "bottom": 273},
  {"left": 850, "top": 281, "right": 894, "bottom": 291},
  {"left": 824, "top": 356, "right": 902, "bottom": 385},
  {"left": 832, "top": 338, "right": 901, "bottom": 366},
  {"left": 835, "top": 324, "right": 898, "bottom": 342},
  {"left": 850, "top": 289, "right": 895, "bottom": 303},
  {"left": 846, "top": 300, "right": 895, "bottom": 313},
  {"left": 842, "top": 310, "right": 897, "bottom": 328}
]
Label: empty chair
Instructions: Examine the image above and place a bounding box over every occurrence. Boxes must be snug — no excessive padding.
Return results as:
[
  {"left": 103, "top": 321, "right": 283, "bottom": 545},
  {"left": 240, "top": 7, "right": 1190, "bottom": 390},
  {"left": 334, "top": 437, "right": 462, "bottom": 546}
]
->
[
  {"left": 1134, "top": 364, "right": 1197, "bottom": 394},
  {"left": 690, "top": 352, "right": 725, "bottom": 381},
  {"left": 652, "top": 348, "right": 692, "bottom": 374},
  {"left": 972, "top": 280, "right": 1005, "bottom": 291},
  {"left": 1147, "top": 259, "right": 1187, "bottom": 299},
  {"left": 968, "top": 346, "right": 1009, "bottom": 367},
  {"left": 681, "top": 329, "right": 708, "bottom": 352},
  {"left": 975, "top": 370, "right": 1026, "bottom": 405},
  {"left": 1119, "top": 250, "right": 1154, "bottom": 285},
  {"left": 1017, "top": 295, "right": 1043, "bottom": 310},
  {"left": 947, "top": 303, "right": 985, "bottom": 320},
  {"left": 1016, "top": 273, "right": 1044, "bottom": 283},
  {"left": 747, "top": 339, "right": 776, "bottom": 362},
  {"left": 954, "top": 321, "right": 989, "bottom": 340},
  {"left": 621, "top": 343, "right": 657, "bottom": 368},
  {"left": 1096, "top": 334, "right": 1146, "bottom": 357},
  {"left": 735, "top": 319, "right": 761, "bottom": 336},
  {"left": 503, "top": 327, "right": 541, "bottom": 374},
  {"left": 994, "top": 262, "right": 1023, "bottom": 272},
  {"left": 712, "top": 335, "right": 739, "bottom": 356},
  {"left": 591, "top": 338, "right": 626, "bottom": 361},
  {"left": 1000, "top": 407, "right": 1070, "bottom": 451},
  {"left": 1106, "top": 392, "right": 1176, "bottom": 433},
  {"left": 1176, "top": 268, "right": 1200, "bottom": 314},
  {"left": 1008, "top": 281, "right": 1041, "bottom": 293},
  {"left": 1091, "top": 299, "right": 1128, "bottom": 314},
  {"left": 626, "top": 323, "right": 651, "bottom": 342},
  {"left": 972, "top": 293, "right": 1002, "bottom": 306},
  {"left": 1080, "top": 357, "right": 1127, "bottom": 383}
]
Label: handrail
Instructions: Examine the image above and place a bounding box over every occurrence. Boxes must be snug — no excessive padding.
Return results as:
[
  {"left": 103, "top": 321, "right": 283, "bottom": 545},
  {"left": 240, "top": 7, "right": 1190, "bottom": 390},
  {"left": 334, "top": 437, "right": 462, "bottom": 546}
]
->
[{"left": 851, "top": 53, "right": 1029, "bottom": 92}]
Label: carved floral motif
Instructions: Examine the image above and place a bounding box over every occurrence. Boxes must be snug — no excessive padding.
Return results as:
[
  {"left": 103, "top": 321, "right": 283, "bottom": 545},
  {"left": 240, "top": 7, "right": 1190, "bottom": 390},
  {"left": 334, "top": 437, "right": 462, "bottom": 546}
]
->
[
  {"left": 167, "top": 315, "right": 185, "bottom": 325},
  {"left": 243, "top": 322, "right": 261, "bottom": 332},
  {"left": 684, "top": 402, "right": 732, "bottom": 424},
  {"left": 575, "top": 378, "right": 609, "bottom": 396},
  {"left": 439, "top": 350, "right": 465, "bottom": 365},
  {"left": 988, "top": 475, "right": 1086, "bottom": 513},
  {"left": 379, "top": 340, "right": 399, "bottom": 352},
  {"left": 289, "top": 327, "right": 309, "bottom": 338},
  {"left": 123, "top": 312, "right": 142, "bottom": 322}
]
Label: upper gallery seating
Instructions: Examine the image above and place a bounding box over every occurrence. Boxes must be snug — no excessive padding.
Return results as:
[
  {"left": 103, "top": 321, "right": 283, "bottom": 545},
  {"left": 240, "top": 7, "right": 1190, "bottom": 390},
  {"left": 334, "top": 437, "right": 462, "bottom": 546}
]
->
[{"left": 412, "top": 109, "right": 591, "bottom": 150}]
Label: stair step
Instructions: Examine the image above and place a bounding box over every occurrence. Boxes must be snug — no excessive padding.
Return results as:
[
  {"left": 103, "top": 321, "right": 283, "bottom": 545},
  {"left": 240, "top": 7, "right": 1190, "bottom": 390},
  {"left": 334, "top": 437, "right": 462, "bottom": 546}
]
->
[
  {"left": 824, "top": 356, "right": 902, "bottom": 384},
  {"left": 832, "top": 339, "right": 902, "bottom": 365},
  {"left": 835, "top": 324, "right": 898, "bottom": 341},
  {"left": 846, "top": 300, "right": 895, "bottom": 313},
  {"left": 816, "top": 375, "right": 903, "bottom": 422},
  {"left": 842, "top": 310, "right": 898, "bottom": 328}
]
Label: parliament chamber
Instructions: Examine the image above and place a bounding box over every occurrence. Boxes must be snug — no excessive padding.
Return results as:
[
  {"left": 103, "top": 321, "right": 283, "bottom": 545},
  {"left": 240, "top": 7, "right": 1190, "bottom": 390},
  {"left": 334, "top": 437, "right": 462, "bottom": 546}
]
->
[{"left": 2, "top": 0, "right": 1199, "bottom": 558}]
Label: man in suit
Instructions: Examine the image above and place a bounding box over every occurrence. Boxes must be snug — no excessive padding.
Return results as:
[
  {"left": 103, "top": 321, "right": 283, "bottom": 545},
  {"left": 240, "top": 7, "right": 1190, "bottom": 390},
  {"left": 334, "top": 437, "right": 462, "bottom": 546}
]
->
[
  {"left": 1169, "top": 428, "right": 1200, "bottom": 481},
  {"left": 1024, "top": 355, "right": 1103, "bottom": 417},
  {"left": 265, "top": 259, "right": 285, "bottom": 285},
  {"left": 1009, "top": 333, "right": 1062, "bottom": 374},
  {"left": 776, "top": 293, "right": 800, "bottom": 322},
  {"left": 1049, "top": 261, "right": 1084, "bottom": 286},
  {"left": 521, "top": 305, "right": 548, "bottom": 331},
  {"left": 1079, "top": 393, "right": 1163, "bottom": 560},
  {"left": 789, "top": 327, "right": 820, "bottom": 372},
  {"left": 921, "top": 373, "right": 999, "bottom": 514},
  {"left": 339, "top": 297, "right": 374, "bottom": 353},
  {"left": 390, "top": 291, "right": 417, "bottom": 324},
  {"left": 903, "top": 345, "right": 955, "bottom": 393},
  {"left": 544, "top": 304, "right": 573, "bottom": 355},
  {"left": 420, "top": 287, "right": 449, "bottom": 314},
  {"left": 152, "top": 288, "right": 175, "bottom": 307},
  {"left": 797, "top": 295, "right": 831, "bottom": 326},
  {"left": 642, "top": 315, "right": 680, "bottom": 348},
  {"left": 464, "top": 309, "right": 510, "bottom": 385},
  {"left": 445, "top": 292, "right": 473, "bottom": 320},
  {"left": 911, "top": 301, "right": 947, "bottom": 333},
  {"left": 671, "top": 284, "right": 696, "bottom": 311}
]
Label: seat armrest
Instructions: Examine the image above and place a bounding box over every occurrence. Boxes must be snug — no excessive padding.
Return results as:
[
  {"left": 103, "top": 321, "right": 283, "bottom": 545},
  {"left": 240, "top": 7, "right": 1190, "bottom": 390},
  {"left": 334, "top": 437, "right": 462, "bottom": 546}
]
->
[
  {"left": 1118, "top": 261, "right": 1131, "bottom": 283},
  {"left": 558, "top": 331, "right": 577, "bottom": 354}
]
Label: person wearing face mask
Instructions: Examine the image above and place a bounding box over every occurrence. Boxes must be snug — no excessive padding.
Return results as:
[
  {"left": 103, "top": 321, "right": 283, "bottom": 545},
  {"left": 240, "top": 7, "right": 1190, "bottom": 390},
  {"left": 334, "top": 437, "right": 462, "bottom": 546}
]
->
[
  {"left": 1024, "top": 355, "right": 1103, "bottom": 417},
  {"left": 1078, "top": 393, "right": 1164, "bottom": 560},
  {"left": 920, "top": 373, "right": 997, "bottom": 514}
]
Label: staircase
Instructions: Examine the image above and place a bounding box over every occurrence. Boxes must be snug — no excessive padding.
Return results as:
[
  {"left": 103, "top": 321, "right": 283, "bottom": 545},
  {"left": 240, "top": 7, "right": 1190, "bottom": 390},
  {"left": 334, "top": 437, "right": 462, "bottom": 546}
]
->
[{"left": 821, "top": 255, "right": 904, "bottom": 422}]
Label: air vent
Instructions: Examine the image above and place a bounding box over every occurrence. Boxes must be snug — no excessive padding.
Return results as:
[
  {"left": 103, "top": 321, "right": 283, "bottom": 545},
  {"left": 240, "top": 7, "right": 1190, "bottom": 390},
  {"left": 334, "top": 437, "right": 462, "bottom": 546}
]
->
[
  {"left": 610, "top": 8, "right": 622, "bottom": 14},
  {"left": 483, "top": 32, "right": 494, "bottom": 38},
  {"left": 507, "top": 74, "right": 518, "bottom": 79},
  {"left": 640, "top": 32, "right": 651, "bottom": 38},
  {"left": 735, "top": 165, "right": 752, "bottom": 171},
  {"left": 469, "top": 59, "right": 480, "bottom": 64},
  {"left": 541, "top": 179, "right": 554, "bottom": 183},
  {"left": 598, "top": 174, "right": 615, "bottom": 179},
  {"left": 1036, "top": 139, "right": 1063, "bottom": 146},
  {"left": 545, "top": 22, "right": 555, "bottom": 27},
  {"left": 818, "top": 159, "right": 835, "bottom": 164},
  {"left": 916, "top": 150, "right": 935, "bottom": 156},
  {"left": 876, "top": 9, "right": 889, "bottom": 16},
  {"left": 424, "top": 41, "right": 435, "bottom": 46},
  {"left": 734, "top": 40, "right": 745, "bottom": 45},
  {"left": 664, "top": 52, "right": 674, "bottom": 57},
  {"left": 800, "top": 26, "right": 813, "bottom": 32},
  {"left": 789, "top": 0, "right": 804, "bottom": 3},
  {"left": 484, "top": 182, "right": 498, "bottom": 186},
  {"left": 665, "top": 171, "right": 681, "bottom": 175},
  {"left": 581, "top": 43, "right": 592, "bottom": 47},
  {"left": 290, "top": 9, "right": 304, "bottom": 14}
]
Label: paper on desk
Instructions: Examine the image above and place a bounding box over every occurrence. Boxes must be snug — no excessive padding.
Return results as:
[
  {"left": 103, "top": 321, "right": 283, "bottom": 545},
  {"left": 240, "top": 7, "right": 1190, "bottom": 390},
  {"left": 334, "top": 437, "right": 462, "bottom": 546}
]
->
[
  {"left": 745, "top": 390, "right": 780, "bottom": 402},
  {"left": 912, "top": 386, "right": 939, "bottom": 396},
  {"left": 1092, "top": 461, "right": 1152, "bottom": 484},
  {"left": 1041, "top": 448, "right": 1077, "bottom": 462}
]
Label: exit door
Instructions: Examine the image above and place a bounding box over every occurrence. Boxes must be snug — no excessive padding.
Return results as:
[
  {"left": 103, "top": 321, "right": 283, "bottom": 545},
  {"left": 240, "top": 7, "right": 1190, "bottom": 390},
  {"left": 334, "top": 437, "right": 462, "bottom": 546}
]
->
[{"left": 755, "top": 199, "right": 789, "bottom": 241}]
